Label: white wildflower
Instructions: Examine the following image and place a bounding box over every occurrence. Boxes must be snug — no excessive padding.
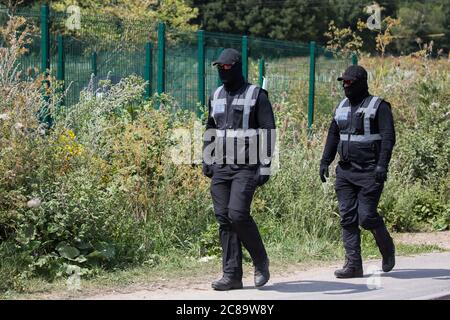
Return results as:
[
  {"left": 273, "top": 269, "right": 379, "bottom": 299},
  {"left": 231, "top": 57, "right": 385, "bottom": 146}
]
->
[
  {"left": 198, "top": 256, "right": 216, "bottom": 263},
  {"left": 38, "top": 126, "right": 46, "bottom": 135},
  {"left": 27, "top": 198, "right": 41, "bottom": 208}
]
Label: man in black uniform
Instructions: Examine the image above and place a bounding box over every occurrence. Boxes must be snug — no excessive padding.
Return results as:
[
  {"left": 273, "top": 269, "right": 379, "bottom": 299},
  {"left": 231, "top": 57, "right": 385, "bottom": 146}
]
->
[
  {"left": 202, "top": 48, "right": 276, "bottom": 290},
  {"left": 320, "top": 65, "right": 396, "bottom": 278}
]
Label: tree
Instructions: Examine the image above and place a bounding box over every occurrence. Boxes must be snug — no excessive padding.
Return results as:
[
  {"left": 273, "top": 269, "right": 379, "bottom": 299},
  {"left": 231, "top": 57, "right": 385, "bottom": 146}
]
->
[
  {"left": 324, "top": 20, "right": 363, "bottom": 58},
  {"left": 52, "top": 0, "right": 198, "bottom": 32},
  {"left": 393, "top": 0, "right": 449, "bottom": 54},
  {"left": 188, "top": 0, "right": 325, "bottom": 41},
  {"left": 46, "top": 0, "right": 199, "bottom": 51},
  {"left": 0, "top": 0, "right": 36, "bottom": 14},
  {"left": 189, "top": 1, "right": 394, "bottom": 40},
  {"left": 188, "top": 0, "right": 401, "bottom": 52},
  {"left": 375, "top": 16, "right": 401, "bottom": 57}
]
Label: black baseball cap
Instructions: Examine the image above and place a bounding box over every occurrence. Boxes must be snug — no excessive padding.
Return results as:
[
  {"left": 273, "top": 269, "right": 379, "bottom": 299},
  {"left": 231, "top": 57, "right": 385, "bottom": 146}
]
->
[
  {"left": 212, "top": 48, "right": 241, "bottom": 66},
  {"left": 337, "top": 65, "right": 368, "bottom": 81}
]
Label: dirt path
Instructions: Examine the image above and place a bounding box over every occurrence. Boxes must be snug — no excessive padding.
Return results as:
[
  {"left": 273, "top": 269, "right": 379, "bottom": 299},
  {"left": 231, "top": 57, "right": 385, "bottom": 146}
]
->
[
  {"left": 393, "top": 231, "right": 450, "bottom": 250},
  {"left": 84, "top": 231, "right": 450, "bottom": 300},
  {"left": 87, "top": 252, "right": 450, "bottom": 300}
]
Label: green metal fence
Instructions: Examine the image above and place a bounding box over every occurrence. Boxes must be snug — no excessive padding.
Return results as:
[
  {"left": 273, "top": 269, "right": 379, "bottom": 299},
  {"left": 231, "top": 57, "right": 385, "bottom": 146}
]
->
[{"left": 1, "top": 4, "right": 355, "bottom": 128}]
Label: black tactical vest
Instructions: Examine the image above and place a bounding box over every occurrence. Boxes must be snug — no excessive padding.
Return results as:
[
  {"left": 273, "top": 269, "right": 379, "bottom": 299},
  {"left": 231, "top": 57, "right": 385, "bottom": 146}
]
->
[
  {"left": 209, "top": 84, "right": 262, "bottom": 165},
  {"left": 334, "top": 95, "right": 383, "bottom": 164}
]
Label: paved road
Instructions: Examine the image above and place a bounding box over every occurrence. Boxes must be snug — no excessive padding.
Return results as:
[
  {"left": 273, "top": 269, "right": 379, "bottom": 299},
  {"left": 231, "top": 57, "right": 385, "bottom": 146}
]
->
[{"left": 90, "top": 252, "right": 450, "bottom": 300}]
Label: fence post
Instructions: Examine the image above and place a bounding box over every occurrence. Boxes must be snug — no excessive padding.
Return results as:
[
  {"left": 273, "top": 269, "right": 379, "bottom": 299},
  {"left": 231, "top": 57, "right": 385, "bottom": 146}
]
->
[
  {"left": 352, "top": 53, "right": 358, "bottom": 66},
  {"left": 157, "top": 22, "right": 166, "bottom": 101},
  {"left": 217, "top": 47, "right": 224, "bottom": 87},
  {"left": 242, "top": 36, "right": 248, "bottom": 81},
  {"left": 307, "top": 41, "right": 316, "bottom": 133},
  {"left": 40, "top": 4, "right": 50, "bottom": 76},
  {"left": 90, "top": 52, "right": 97, "bottom": 77},
  {"left": 258, "top": 58, "right": 265, "bottom": 87},
  {"left": 144, "top": 42, "right": 153, "bottom": 100},
  {"left": 39, "top": 4, "right": 51, "bottom": 127},
  {"left": 197, "top": 30, "right": 205, "bottom": 117},
  {"left": 57, "top": 34, "right": 65, "bottom": 106}
]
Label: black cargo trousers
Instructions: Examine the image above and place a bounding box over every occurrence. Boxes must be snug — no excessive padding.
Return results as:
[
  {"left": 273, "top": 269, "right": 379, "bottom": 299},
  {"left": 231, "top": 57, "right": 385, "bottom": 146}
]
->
[
  {"left": 210, "top": 164, "right": 268, "bottom": 279},
  {"left": 335, "top": 162, "right": 392, "bottom": 267}
]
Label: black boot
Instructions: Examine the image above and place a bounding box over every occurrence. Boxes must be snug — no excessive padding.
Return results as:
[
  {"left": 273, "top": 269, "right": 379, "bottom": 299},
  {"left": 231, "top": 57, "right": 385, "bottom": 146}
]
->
[
  {"left": 254, "top": 258, "right": 270, "bottom": 287},
  {"left": 337, "top": 225, "right": 363, "bottom": 278},
  {"left": 371, "top": 224, "right": 395, "bottom": 272},
  {"left": 334, "top": 259, "right": 364, "bottom": 278},
  {"left": 211, "top": 275, "right": 243, "bottom": 291}
]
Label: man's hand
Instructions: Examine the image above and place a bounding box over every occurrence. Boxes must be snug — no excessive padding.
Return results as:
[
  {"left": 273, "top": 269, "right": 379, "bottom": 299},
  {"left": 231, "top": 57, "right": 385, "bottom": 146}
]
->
[
  {"left": 374, "top": 165, "right": 387, "bottom": 183},
  {"left": 202, "top": 162, "right": 214, "bottom": 178},
  {"left": 319, "top": 164, "right": 329, "bottom": 183},
  {"left": 254, "top": 165, "right": 270, "bottom": 186}
]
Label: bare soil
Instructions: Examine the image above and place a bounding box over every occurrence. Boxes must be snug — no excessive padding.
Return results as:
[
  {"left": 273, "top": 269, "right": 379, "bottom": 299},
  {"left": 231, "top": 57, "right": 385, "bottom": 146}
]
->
[{"left": 393, "top": 231, "right": 450, "bottom": 250}]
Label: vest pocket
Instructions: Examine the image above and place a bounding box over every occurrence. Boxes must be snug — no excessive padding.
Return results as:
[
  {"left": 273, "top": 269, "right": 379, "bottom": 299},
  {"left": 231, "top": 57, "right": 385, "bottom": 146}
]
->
[
  {"left": 349, "top": 142, "right": 376, "bottom": 163},
  {"left": 213, "top": 103, "right": 226, "bottom": 127},
  {"left": 232, "top": 104, "right": 244, "bottom": 128},
  {"left": 352, "top": 112, "right": 365, "bottom": 134},
  {"left": 336, "top": 112, "right": 348, "bottom": 130}
]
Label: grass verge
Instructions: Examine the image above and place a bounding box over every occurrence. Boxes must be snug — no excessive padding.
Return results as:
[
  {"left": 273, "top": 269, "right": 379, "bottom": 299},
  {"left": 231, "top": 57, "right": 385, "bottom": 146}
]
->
[{"left": 1, "top": 234, "right": 444, "bottom": 300}]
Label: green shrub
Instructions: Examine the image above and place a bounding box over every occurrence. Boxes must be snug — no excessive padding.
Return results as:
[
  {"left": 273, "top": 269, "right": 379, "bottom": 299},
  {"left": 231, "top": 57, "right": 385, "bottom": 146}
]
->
[{"left": 380, "top": 179, "right": 449, "bottom": 232}]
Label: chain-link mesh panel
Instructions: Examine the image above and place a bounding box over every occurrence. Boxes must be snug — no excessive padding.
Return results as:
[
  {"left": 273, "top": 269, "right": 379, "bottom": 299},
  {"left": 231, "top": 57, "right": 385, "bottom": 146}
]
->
[
  {"left": 51, "top": 11, "right": 155, "bottom": 106},
  {"left": 249, "top": 37, "right": 310, "bottom": 105},
  {"left": 315, "top": 47, "right": 353, "bottom": 116},
  {"left": 1, "top": 5, "right": 353, "bottom": 121},
  {"left": 165, "top": 28, "right": 198, "bottom": 111},
  {"left": 0, "top": 6, "right": 41, "bottom": 80}
]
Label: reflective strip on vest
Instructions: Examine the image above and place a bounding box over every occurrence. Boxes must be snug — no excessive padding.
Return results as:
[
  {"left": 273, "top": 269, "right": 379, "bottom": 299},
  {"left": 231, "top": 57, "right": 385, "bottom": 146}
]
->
[
  {"left": 211, "top": 85, "right": 224, "bottom": 118},
  {"left": 334, "top": 99, "right": 350, "bottom": 124},
  {"left": 243, "top": 85, "right": 257, "bottom": 130},
  {"left": 232, "top": 98, "right": 257, "bottom": 106},
  {"left": 211, "top": 84, "right": 259, "bottom": 130},
  {"left": 335, "top": 96, "right": 382, "bottom": 143},
  {"left": 363, "top": 96, "right": 381, "bottom": 137},
  {"left": 340, "top": 133, "right": 382, "bottom": 142}
]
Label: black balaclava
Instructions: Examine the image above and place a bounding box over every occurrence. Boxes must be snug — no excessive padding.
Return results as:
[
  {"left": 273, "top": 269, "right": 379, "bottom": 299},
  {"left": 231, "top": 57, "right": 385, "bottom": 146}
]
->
[
  {"left": 219, "top": 61, "right": 245, "bottom": 92},
  {"left": 344, "top": 79, "right": 369, "bottom": 106},
  {"left": 213, "top": 48, "right": 245, "bottom": 92},
  {"left": 338, "top": 65, "right": 370, "bottom": 106}
]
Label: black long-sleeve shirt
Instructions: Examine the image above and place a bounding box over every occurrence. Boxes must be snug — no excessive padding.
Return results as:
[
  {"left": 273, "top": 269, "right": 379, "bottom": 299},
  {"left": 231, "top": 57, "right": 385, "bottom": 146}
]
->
[{"left": 321, "top": 100, "right": 396, "bottom": 169}]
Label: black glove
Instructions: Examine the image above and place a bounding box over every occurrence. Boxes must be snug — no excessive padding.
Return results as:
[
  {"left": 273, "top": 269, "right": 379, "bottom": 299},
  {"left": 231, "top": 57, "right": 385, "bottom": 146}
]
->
[
  {"left": 254, "top": 165, "right": 270, "bottom": 186},
  {"left": 374, "top": 165, "right": 387, "bottom": 183},
  {"left": 319, "top": 163, "right": 329, "bottom": 183},
  {"left": 202, "top": 162, "right": 214, "bottom": 178}
]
